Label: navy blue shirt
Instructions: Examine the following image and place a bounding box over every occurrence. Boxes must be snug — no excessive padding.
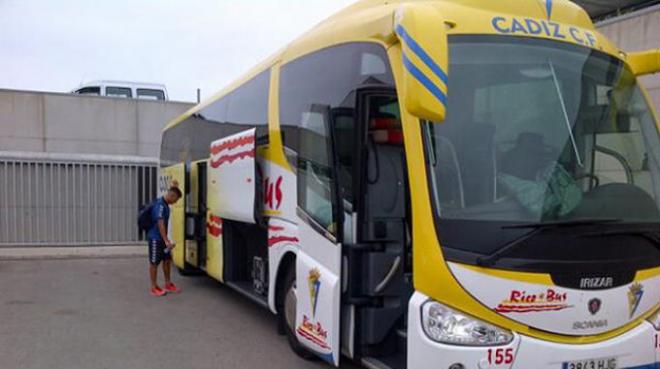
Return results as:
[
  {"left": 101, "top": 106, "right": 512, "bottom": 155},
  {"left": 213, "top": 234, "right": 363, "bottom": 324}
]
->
[{"left": 147, "top": 197, "right": 170, "bottom": 241}]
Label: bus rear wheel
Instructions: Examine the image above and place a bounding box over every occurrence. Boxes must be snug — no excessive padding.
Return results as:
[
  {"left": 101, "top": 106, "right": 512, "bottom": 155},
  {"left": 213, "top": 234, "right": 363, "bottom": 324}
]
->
[{"left": 279, "top": 264, "right": 316, "bottom": 361}]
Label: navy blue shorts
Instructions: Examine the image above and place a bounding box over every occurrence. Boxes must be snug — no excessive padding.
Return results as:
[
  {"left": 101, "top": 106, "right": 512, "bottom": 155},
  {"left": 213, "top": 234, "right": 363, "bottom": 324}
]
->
[{"left": 148, "top": 239, "right": 171, "bottom": 265}]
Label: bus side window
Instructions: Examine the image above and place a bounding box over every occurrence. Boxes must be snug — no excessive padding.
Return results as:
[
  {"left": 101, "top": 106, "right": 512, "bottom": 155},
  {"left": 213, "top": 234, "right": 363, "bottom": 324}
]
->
[
  {"left": 279, "top": 42, "right": 395, "bottom": 238},
  {"left": 331, "top": 107, "right": 357, "bottom": 206},
  {"left": 298, "top": 107, "right": 336, "bottom": 230},
  {"left": 160, "top": 69, "right": 270, "bottom": 168},
  {"left": 225, "top": 71, "right": 270, "bottom": 127}
]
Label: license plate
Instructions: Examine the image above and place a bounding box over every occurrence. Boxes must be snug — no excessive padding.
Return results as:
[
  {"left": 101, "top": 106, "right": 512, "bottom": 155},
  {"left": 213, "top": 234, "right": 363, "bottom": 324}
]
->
[{"left": 562, "top": 357, "right": 617, "bottom": 369}]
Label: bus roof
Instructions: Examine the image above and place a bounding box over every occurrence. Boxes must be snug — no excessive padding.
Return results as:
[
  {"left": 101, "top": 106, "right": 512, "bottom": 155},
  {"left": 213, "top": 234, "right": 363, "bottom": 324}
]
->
[{"left": 164, "top": 0, "right": 618, "bottom": 131}]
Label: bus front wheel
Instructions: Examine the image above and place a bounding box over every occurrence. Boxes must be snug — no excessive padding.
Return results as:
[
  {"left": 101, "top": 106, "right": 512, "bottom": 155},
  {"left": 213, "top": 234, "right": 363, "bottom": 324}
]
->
[{"left": 279, "top": 264, "right": 316, "bottom": 361}]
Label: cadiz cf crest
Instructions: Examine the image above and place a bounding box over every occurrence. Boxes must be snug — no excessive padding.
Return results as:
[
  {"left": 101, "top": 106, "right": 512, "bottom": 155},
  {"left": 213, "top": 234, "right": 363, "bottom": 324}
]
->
[
  {"left": 627, "top": 283, "right": 644, "bottom": 318},
  {"left": 308, "top": 268, "right": 321, "bottom": 318}
]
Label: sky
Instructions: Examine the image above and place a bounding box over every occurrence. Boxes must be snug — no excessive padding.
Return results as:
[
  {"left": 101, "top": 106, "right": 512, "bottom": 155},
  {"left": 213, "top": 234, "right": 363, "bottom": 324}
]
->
[{"left": 0, "top": 0, "right": 356, "bottom": 102}]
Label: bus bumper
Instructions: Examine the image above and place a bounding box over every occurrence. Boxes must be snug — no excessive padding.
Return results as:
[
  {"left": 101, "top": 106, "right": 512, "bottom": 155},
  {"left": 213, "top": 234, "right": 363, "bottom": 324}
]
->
[{"left": 408, "top": 292, "right": 659, "bottom": 369}]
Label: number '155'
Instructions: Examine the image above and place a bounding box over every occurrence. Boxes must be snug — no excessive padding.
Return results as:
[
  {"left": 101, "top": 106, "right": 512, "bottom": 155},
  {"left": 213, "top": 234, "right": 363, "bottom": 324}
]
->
[{"left": 487, "top": 348, "right": 514, "bottom": 365}]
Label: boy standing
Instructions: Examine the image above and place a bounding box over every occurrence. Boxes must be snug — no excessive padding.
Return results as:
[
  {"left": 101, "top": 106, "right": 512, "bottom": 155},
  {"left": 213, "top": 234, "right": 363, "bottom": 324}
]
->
[{"left": 148, "top": 186, "right": 183, "bottom": 297}]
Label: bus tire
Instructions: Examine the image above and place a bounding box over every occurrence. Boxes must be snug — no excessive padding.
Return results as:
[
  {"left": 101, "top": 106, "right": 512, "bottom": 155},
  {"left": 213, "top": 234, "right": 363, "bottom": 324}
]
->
[{"left": 278, "top": 264, "right": 317, "bottom": 361}]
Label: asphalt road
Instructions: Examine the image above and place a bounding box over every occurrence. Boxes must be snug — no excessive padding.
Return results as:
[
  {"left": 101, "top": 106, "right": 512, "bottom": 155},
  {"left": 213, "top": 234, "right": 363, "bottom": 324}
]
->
[{"left": 0, "top": 257, "right": 360, "bottom": 369}]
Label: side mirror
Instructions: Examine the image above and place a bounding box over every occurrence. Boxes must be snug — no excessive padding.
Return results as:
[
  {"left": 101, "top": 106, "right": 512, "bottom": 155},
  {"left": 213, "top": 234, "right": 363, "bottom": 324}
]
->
[
  {"left": 627, "top": 49, "right": 660, "bottom": 76},
  {"left": 394, "top": 4, "right": 449, "bottom": 123}
]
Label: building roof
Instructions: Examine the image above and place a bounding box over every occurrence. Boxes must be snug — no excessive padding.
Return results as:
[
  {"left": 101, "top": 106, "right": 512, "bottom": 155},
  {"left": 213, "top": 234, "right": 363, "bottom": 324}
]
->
[{"left": 572, "top": 0, "right": 659, "bottom": 20}]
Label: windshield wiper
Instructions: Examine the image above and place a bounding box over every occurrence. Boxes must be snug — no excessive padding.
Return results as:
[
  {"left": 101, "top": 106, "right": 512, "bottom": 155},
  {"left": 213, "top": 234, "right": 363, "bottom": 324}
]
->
[
  {"left": 579, "top": 228, "right": 660, "bottom": 249},
  {"left": 549, "top": 59, "right": 583, "bottom": 168},
  {"left": 502, "top": 218, "right": 622, "bottom": 229},
  {"left": 476, "top": 229, "right": 542, "bottom": 267},
  {"left": 477, "top": 218, "right": 622, "bottom": 267}
]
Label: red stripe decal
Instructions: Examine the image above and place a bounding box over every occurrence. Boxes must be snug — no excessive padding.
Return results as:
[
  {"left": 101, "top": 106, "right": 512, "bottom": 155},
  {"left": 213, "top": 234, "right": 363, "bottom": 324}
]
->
[
  {"left": 268, "top": 236, "right": 299, "bottom": 247},
  {"left": 210, "top": 149, "right": 255, "bottom": 168},
  {"left": 297, "top": 328, "right": 330, "bottom": 350},
  {"left": 210, "top": 135, "right": 255, "bottom": 155},
  {"left": 494, "top": 304, "right": 571, "bottom": 313}
]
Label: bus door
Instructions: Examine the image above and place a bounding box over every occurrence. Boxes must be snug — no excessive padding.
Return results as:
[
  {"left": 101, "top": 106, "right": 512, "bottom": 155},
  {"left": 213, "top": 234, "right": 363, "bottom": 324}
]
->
[
  {"left": 197, "top": 162, "right": 208, "bottom": 269},
  {"left": 184, "top": 161, "right": 208, "bottom": 270},
  {"left": 295, "top": 104, "right": 344, "bottom": 366},
  {"left": 159, "top": 163, "right": 186, "bottom": 270},
  {"left": 343, "top": 89, "right": 412, "bottom": 367}
]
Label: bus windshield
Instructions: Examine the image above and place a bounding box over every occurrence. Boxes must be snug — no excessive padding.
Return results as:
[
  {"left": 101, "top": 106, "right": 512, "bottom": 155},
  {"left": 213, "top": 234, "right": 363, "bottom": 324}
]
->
[{"left": 423, "top": 36, "right": 660, "bottom": 267}]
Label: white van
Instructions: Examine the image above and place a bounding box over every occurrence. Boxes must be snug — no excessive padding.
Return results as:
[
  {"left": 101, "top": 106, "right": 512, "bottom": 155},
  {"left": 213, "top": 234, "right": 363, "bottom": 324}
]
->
[{"left": 73, "top": 81, "right": 168, "bottom": 101}]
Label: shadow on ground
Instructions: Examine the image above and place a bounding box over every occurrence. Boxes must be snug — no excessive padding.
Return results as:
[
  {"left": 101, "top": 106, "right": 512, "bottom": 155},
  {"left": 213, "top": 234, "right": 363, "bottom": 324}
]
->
[{"left": 0, "top": 257, "right": 361, "bottom": 369}]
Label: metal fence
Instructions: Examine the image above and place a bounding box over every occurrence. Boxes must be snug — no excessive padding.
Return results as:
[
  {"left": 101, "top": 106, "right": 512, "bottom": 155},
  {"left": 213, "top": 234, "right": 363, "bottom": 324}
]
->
[{"left": 0, "top": 152, "right": 158, "bottom": 247}]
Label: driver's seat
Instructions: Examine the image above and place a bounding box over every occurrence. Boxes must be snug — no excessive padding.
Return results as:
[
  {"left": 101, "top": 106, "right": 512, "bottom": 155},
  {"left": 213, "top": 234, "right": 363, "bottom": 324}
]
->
[{"left": 501, "top": 132, "right": 555, "bottom": 180}]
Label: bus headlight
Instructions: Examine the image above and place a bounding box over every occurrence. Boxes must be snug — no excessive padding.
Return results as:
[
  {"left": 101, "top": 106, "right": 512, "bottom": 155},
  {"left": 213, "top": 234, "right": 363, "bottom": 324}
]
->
[
  {"left": 647, "top": 308, "right": 660, "bottom": 330},
  {"left": 422, "top": 300, "right": 513, "bottom": 346}
]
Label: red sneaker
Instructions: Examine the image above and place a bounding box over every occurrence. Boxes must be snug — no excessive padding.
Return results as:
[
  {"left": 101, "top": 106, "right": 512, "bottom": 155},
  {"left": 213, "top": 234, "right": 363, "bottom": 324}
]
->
[
  {"left": 164, "top": 282, "right": 181, "bottom": 294},
  {"left": 150, "top": 286, "right": 167, "bottom": 297}
]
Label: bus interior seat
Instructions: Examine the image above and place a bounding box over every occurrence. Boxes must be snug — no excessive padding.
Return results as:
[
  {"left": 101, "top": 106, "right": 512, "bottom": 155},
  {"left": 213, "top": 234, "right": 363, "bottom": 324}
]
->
[
  {"left": 436, "top": 122, "right": 497, "bottom": 207},
  {"left": 501, "top": 132, "right": 556, "bottom": 181},
  {"left": 369, "top": 115, "right": 414, "bottom": 253},
  {"left": 367, "top": 116, "right": 406, "bottom": 224},
  {"left": 461, "top": 123, "right": 497, "bottom": 206},
  {"left": 432, "top": 136, "right": 465, "bottom": 210}
]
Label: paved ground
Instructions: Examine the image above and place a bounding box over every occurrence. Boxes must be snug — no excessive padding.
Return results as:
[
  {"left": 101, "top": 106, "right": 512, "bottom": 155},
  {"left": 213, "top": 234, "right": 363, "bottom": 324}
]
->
[
  {"left": 0, "top": 256, "right": 360, "bottom": 369},
  {"left": 0, "top": 245, "right": 146, "bottom": 260}
]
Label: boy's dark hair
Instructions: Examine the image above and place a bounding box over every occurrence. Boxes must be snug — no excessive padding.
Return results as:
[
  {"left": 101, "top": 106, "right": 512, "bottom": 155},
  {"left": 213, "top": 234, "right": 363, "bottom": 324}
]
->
[{"left": 169, "top": 186, "right": 183, "bottom": 198}]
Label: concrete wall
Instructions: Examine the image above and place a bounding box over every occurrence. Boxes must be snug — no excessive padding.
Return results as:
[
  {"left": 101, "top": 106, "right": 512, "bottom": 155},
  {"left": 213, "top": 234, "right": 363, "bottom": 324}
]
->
[
  {"left": 0, "top": 89, "right": 193, "bottom": 157},
  {"left": 598, "top": 6, "right": 660, "bottom": 113}
]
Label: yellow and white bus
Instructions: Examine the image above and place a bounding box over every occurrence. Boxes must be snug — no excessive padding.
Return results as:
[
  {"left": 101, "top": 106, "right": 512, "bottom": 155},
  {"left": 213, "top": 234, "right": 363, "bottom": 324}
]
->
[{"left": 160, "top": 1, "right": 660, "bottom": 368}]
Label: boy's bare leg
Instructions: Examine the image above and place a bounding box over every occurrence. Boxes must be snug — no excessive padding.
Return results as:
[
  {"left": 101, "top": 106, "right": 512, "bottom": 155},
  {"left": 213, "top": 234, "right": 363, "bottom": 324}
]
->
[
  {"left": 149, "top": 264, "right": 158, "bottom": 289},
  {"left": 163, "top": 259, "right": 172, "bottom": 285}
]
